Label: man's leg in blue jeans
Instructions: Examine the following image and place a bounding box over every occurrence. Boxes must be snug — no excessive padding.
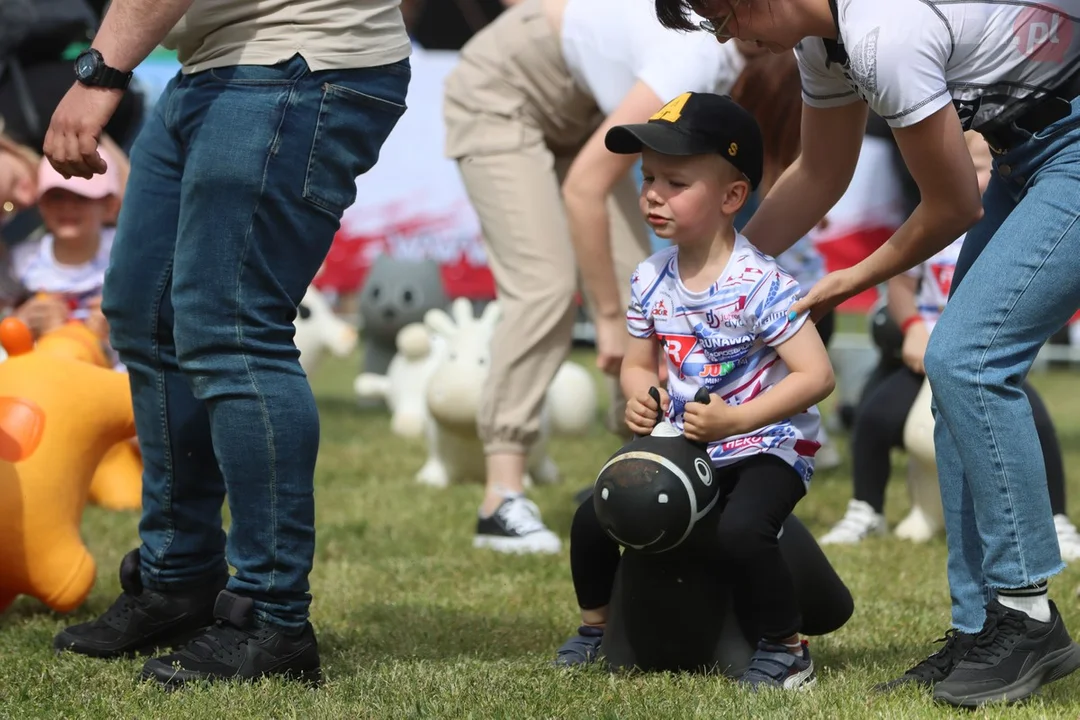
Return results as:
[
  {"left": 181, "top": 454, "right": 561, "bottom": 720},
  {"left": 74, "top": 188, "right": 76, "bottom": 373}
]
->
[
  {"left": 136, "top": 55, "right": 408, "bottom": 685},
  {"left": 926, "top": 133, "right": 1080, "bottom": 705},
  {"left": 53, "top": 75, "right": 231, "bottom": 660}
]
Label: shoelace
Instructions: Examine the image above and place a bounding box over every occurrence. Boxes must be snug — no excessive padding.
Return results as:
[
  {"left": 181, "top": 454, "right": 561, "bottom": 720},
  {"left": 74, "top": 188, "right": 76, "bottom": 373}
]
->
[
  {"left": 186, "top": 620, "right": 256, "bottom": 662},
  {"left": 906, "top": 629, "right": 970, "bottom": 678},
  {"left": 965, "top": 609, "right": 1028, "bottom": 664},
  {"left": 497, "top": 497, "right": 546, "bottom": 535}
]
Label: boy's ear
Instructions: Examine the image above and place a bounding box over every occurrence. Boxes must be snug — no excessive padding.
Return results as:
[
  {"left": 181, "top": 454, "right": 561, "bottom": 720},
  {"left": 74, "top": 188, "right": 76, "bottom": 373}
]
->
[{"left": 722, "top": 177, "right": 752, "bottom": 216}]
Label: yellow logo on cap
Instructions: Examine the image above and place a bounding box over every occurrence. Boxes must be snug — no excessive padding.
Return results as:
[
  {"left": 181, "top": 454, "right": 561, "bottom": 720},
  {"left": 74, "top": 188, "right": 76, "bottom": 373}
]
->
[
  {"left": 728, "top": 142, "right": 738, "bottom": 156},
  {"left": 650, "top": 93, "right": 691, "bottom": 123}
]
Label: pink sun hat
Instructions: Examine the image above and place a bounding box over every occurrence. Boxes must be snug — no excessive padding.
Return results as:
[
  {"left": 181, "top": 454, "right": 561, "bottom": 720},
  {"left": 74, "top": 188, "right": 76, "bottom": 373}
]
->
[{"left": 37, "top": 152, "right": 121, "bottom": 200}]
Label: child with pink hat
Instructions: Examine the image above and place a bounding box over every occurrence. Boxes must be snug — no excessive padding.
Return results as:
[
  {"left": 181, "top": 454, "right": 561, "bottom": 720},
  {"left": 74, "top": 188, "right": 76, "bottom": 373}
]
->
[{"left": 9, "top": 150, "right": 124, "bottom": 364}]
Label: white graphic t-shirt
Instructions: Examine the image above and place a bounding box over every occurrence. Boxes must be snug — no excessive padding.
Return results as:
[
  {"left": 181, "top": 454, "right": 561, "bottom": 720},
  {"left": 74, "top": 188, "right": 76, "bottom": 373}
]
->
[
  {"left": 795, "top": 0, "right": 1080, "bottom": 132},
  {"left": 11, "top": 229, "right": 124, "bottom": 371},
  {"left": 626, "top": 235, "right": 822, "bottom": 486},
  {"left": 775, "top": 234, "right": 827, "bottom": 294},
  {"left": 905, "top": 234, "right": 966, "bottom": 334}
]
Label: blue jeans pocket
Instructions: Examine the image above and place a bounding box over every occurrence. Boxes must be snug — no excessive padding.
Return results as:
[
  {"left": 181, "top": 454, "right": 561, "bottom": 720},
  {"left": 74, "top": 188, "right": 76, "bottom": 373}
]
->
[{"left": 302, "top": 63, "right": 410, "bottom": 214}]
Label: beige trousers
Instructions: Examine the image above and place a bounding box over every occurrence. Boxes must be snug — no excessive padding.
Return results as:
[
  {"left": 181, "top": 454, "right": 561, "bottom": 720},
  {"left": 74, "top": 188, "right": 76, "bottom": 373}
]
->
[{"left": 444, "top": 0, "right": 649, "bottom": 454}]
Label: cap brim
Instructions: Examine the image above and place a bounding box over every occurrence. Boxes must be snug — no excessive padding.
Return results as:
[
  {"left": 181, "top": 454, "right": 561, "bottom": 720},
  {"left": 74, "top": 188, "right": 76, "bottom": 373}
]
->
[{"left": 605, "top": 123, "right": 715, "bottom": 156}]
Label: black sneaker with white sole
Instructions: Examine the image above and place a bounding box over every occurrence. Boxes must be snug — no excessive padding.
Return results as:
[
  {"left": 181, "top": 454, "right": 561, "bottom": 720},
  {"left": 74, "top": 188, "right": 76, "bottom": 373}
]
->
[
  {"left": 140, "top": 590, "right": 322, "bottom": 689},
  {"left": 473, "top": 495, "right": 562, "bottom": 554},
  {"left": 874, "top": 628, "right": 976, "bottom": 692},
  {"left": 932, "top": 600, "right": 1080, "bottom": 707},
  {"left": 53, "top": 549, "right": 227, "bottom": 659}
]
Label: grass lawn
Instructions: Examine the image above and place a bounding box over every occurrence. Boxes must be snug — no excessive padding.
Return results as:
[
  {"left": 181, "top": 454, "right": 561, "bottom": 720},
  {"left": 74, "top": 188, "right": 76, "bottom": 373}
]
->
[{"left": 4, "top": 333, "right": 1080, "bottom": 718}]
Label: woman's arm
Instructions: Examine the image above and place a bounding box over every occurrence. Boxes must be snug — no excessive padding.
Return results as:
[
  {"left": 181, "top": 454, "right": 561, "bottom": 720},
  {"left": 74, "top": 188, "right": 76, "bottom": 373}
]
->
[
  {"left": 791, "top": 105, "right": 983, "bottom": 319},
  {"left": 742, "top": 101, "right": 868, "bottom": 257},
  {"left": 563, "top": 81, "right": 662, "bottom": 322}
]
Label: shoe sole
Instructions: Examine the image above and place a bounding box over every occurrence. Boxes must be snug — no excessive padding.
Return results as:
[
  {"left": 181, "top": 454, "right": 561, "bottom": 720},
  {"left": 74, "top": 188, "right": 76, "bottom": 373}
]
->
[
  {"left": 142, "top": 662, "right": 324, "bottom": 690},
  {"left": 933, "top": 641, "right": 1080, "bottom": 707},
  {"left": 53, "top": 624, "right": 211, "bottom": 660},
  {"left": 472, "top": 535, "right": 561, "bottom": 554}
]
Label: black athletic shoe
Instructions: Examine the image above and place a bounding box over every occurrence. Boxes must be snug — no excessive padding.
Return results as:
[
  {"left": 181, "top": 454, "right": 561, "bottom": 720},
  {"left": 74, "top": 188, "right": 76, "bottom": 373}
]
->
[
  {"left": 53, "top": 549, "right": 226, "bottom": 659},
  {"left": 141, "top": 590, "right": 322, "bottom": 689},
  {"left": 933, "top": 600, "right": 1080, "bottom": 707},
  {"left": 874, "top": 628, "right": 976, "bottom": 692}
]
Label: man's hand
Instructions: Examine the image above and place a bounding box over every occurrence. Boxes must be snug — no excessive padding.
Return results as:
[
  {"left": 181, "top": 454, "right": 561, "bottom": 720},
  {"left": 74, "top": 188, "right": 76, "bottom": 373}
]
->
[
  {"left": 902, "top": 320, "right": 930, "bottom": 375},
  {"left": 683, "top": 397, "right": 743, "bottom": 445},
  {"left": 43, "top": 84, "right": 124, "bottom": 179},
  {"left": 625, "top": 387, "right": 668, "bottom": 436},
  {"left": 15, "top": 294, "right": 70, "bottom": 338},
  {"left": 595, "top": 315, "right": 627, "bottom": 376}
]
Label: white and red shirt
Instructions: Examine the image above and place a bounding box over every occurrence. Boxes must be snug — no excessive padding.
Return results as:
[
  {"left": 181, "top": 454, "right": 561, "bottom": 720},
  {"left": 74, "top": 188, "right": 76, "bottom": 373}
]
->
[
  {"left": 795, "top": 0, "right": 1080, "bottom": 133},
  {"left": 627, "top": 235, "right": 821, "bottom": 486},
  {"left": 905, "top": 234, "right": 966, "bottom": 334}
]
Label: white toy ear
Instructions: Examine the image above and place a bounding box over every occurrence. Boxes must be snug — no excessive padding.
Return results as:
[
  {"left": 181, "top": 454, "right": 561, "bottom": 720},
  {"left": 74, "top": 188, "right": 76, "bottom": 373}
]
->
[
  {"left": 451, "top": 297, "right": 475, "bottom": 328},
  {"left": 479, "top": 301, "right": 500, "bottom": 332},
  {"left": 424, "top": 308, "right": 457, "bottom": 339}
]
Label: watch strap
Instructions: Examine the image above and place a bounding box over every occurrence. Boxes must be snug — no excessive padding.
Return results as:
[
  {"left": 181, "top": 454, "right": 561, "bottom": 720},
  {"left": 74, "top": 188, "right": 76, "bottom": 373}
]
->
[{"left": 97, "top": 63, "right": 133, "bottom": 90}]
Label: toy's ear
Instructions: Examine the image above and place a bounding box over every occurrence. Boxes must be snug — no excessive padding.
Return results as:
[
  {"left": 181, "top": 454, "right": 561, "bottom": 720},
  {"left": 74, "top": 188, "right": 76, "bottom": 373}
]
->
[
  {"left": 424, "top": 308, "right": 457, "bottom": 339},
  {"left": 450, "top": 297, "right": 474, "bottom": 328},
  {"left": 479, "top": 301, "right": 500, "bottom": 332}
]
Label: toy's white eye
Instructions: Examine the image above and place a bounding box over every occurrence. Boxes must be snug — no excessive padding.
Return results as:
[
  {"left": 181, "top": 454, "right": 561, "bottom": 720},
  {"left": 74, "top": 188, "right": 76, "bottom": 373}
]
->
[
  {"left": 695, "top": 458, "right": 712, "bottom": 486},
  {"left": 601, "top": 487, "right": 609, "bottom": 500},
  {"left": 658, "top": 493, "right": 669, "bottom": 504}
]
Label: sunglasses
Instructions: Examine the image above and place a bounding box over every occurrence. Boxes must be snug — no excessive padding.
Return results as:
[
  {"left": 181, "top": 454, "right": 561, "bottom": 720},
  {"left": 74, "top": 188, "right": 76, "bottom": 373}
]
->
[{"left": 697, "top": 0, "right": 742, "bottom": 41}]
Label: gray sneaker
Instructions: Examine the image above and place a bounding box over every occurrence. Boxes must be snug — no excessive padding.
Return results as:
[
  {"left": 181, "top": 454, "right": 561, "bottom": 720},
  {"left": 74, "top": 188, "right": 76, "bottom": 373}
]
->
[
  {"left": 738, "top": 640, "right": 817, "bottom": 690},
  {"left": 553, "top": 625, "right": 603, "bottom": 667}
]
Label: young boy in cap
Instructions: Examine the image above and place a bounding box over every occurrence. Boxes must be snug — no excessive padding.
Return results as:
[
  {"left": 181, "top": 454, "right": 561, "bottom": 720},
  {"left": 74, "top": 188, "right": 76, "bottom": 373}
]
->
[{"left": 555, "top": 92, "right": 835, "bottom": 690}]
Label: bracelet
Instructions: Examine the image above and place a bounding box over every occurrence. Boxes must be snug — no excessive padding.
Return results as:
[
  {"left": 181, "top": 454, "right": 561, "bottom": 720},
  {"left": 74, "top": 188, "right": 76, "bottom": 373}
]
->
[{"left": 901, "top": 315, "right": 925, "bottom": 335}]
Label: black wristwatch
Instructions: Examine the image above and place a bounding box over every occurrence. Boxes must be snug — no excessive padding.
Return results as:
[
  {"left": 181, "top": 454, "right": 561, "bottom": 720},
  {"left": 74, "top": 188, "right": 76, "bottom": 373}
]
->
[{"left": 74, "top": 48, "right": 133, "bottom": 91}]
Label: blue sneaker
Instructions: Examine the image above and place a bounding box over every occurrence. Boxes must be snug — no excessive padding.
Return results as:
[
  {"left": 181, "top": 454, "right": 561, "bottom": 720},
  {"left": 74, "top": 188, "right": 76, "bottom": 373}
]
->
[
  {"left": 738, "top": 640, "right": 817, "bottom": 690},
  {"left": 554, "top": 625, "right": 604, "bottom": 667}
]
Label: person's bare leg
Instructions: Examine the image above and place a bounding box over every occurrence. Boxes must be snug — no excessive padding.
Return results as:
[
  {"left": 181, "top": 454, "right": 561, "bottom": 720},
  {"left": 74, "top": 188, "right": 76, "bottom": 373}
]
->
[{"left": 480, "top": 452, "right": 528, "bottom": 516}]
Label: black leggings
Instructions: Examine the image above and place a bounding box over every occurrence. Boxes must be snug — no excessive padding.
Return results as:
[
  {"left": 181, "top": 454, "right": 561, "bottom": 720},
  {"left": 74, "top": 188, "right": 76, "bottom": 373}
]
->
[
  {"left": 852, "top": 367, "right": 1067, "bottom": 515},
  {"left": 571, "top": 455, "right": 807, "bottom": 641}
]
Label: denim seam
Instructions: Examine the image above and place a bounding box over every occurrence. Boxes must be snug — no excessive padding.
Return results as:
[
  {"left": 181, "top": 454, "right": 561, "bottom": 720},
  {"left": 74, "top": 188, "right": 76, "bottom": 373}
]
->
[
  {"left": 230, "top": 83, "right": 297, "bottom": 601},
  {"left": 150, "top": 87, "right": 184, "bottom": 584},
  {"left": 974, "top": 204, "right": 1080, "bottom": 585}
]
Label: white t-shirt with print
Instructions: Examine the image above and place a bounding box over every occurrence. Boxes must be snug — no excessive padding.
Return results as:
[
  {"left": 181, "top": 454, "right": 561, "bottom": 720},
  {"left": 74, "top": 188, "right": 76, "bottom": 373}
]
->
[
  {"left": 12, "top": 229, "right": 114, "bottom": 321},
  {"left": 775, "top": 234, "right": 827, "bottom": 294},
  {"left": 626, "top": 235, "right": 822, "bottom": 487},
  {"left": 560, "top": 0, "right": 745, "bottom": 116},
  {"left": 905, "top": 234, "right": 965, "bottom": 334},
  {"left": 795, "top": 0, "right": 1080, "bottom": 132}
]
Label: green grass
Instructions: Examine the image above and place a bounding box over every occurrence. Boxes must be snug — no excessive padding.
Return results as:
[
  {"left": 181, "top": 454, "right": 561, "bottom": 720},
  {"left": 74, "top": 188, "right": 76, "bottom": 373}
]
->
[{"left": 5, "top": 336, "right": 1080, "bottom": 718}]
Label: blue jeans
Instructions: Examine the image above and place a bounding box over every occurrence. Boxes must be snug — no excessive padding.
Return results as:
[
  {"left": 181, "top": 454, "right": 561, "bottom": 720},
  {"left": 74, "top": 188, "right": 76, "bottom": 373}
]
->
[
  {"left": 924, "top": 97, "right": 1080, "bottom": 633},
  {"left": 102, "top": 54, "right": 409, "bottom": 629}
]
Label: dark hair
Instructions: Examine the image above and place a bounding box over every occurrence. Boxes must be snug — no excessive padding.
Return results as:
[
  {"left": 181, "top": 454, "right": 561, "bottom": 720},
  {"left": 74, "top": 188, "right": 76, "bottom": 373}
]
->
[
  {"left": 728, "top": 49, "right": 802, "bottom": 194},
  {"left": 655, "top": 0, "right": 702, "bottom": 31}
]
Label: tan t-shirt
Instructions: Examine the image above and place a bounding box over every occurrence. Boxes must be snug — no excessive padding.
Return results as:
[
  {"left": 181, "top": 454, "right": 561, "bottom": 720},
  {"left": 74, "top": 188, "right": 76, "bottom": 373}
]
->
[{"left": 162, "top": 0, "right": 411, "bottom": 74}]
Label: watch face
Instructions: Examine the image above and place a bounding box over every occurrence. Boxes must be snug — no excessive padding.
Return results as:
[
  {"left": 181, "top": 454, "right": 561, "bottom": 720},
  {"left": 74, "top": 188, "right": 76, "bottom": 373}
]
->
[{"left": 75, "top": 53, "right": 96, "bottom": 80}]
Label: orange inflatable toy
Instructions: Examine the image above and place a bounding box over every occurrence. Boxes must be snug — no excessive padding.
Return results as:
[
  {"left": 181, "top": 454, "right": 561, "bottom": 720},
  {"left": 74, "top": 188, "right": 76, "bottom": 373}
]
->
[
  {"left": 0, "top": 317, "right": 137, "bottom": 613},
  {"left": 0, "top": 313, "right": 143, "bottom": 511}
]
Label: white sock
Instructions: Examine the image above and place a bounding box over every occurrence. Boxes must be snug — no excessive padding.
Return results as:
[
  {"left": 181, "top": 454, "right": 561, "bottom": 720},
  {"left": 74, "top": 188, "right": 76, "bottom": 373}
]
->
[{"left": 997, "top": 582, "right": 1051, "bottom": 623}]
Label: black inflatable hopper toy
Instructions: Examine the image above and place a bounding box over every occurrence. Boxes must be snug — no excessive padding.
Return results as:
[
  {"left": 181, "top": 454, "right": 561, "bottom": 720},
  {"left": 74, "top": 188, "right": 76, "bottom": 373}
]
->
[{"left": 593, "top": 387, "right": 720, "bottom": 553}]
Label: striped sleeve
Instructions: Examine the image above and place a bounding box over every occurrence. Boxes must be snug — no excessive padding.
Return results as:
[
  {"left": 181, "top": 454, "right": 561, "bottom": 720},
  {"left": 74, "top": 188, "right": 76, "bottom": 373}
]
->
[
  {"left": 626, "top": 267, "right": 654, "bottom": 339},
  {"left": 748, "top": 267, "right": 805, "bottom": 347}
]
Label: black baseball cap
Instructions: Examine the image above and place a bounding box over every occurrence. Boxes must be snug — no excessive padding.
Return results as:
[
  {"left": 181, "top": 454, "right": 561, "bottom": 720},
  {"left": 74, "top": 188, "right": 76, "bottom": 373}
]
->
[{"left": 605, "top": 92, "right": 764, "bottom": 190}]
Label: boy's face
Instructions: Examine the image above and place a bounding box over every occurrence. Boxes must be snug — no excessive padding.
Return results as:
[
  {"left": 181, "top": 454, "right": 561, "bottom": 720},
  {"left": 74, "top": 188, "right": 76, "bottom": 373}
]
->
[
  {"left": 38, "top": 189, "right": 111, "bottom": 246},
  {"left": 639, "top": 148, "right": 749, "bottom": 243}
]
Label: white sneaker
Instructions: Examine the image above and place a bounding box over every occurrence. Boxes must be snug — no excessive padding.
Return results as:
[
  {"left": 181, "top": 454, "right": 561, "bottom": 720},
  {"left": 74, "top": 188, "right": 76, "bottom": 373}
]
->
[
  {"left": 1055, "top": 514, "right": 1080, "bottom": 562},
  {"left": 473, "top": 495, "right": 562, "bottom": 554},
  {"left": 819, "top": 499, "right": 887, "bottom": 545}
]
